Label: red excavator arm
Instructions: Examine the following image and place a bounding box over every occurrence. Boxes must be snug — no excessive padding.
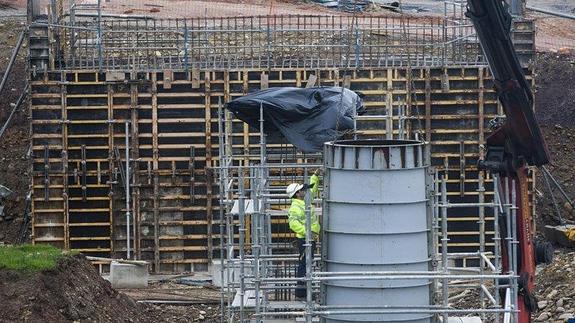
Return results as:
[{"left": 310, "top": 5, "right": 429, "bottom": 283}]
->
[{"left": 466, "top": 1, "right": 551, "bottom": 322}]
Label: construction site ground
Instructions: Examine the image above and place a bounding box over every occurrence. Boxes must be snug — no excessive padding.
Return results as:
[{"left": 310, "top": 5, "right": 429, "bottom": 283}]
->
[
  {"left": 0, "top": 253, "right": 220, "bottom": 322},
  {"left": 1, "top": 1, "right": 575, "bottom": 322}
]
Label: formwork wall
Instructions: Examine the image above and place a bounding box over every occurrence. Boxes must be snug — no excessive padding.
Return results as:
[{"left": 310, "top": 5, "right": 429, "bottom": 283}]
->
[
  {"left": 30, "top": 66, "right": 532, "bottom": 271},
  {"left": 28, "top": 11, "right": 536, "bottom": 272}
]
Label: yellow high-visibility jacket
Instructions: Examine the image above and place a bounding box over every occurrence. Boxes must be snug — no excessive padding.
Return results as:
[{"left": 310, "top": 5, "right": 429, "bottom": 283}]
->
[
  {"left": 288, "top": 174, "right": 321, "bottom": 239},
  {"left": 310, "top": 174, "right": 319, "bottom": 198}
]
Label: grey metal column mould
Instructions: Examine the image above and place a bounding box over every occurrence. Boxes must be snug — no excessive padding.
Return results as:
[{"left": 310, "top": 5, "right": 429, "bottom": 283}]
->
[{"left": 322, "top": 140, "right": 432, "bottom": 323}]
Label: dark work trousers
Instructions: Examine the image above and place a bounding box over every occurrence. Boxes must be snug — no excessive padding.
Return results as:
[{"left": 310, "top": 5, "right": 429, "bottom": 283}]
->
[{"left": 295, "top": 238, "right": 316, "bottom": 299}]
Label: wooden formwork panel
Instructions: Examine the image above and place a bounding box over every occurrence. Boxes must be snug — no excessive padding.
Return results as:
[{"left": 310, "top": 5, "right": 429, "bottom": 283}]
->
[{"left": 30, "top": 66, "right": 533, "bottom": 271}]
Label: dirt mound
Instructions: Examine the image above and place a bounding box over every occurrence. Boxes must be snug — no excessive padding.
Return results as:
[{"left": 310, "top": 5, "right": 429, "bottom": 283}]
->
[
  {"left": 534, "top": 125, "right": 575, "bottom": 227},
  {"left": 0, "top": 255, "right": 147, "bottom": 322},
  {"left": 534, "top": 53, "right": 575, "bottom": 127},
  {"left": 532, "top": 53, "right": 575, "bottom": 228}
]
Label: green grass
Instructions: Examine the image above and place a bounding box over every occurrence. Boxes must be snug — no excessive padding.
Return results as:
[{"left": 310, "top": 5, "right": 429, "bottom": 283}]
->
[{"left": 0, "top": 244, "right": 72, "bottom": 272}]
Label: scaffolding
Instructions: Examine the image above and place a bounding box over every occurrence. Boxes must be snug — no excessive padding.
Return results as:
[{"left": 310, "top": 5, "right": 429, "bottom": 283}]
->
[{"left": 214, "top": 97, "right": 520, "bottom": 322}]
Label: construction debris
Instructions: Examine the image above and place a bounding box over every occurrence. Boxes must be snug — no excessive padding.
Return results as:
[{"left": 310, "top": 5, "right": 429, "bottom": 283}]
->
[
  {"left": 533, "top": 250, "right": 575, "bottom": 321},
  {"left": 314, "top": 0, "right": 401, "bottom": 12}
]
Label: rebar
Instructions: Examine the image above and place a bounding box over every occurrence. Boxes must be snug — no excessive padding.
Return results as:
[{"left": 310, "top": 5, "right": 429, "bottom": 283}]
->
[
  {"left": 0, "top": 29, "right": 25, "bottom": 96},
  {"left": 48, "top": 10, "right": 484, "bottom": 71}
]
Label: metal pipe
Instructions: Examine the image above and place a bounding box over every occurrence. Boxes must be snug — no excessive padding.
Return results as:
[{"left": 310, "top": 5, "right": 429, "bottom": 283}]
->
[
  {"left": 97, "top": 0, "right": 103, "bottom": 70},
  {"left": 439, "top": 202, "right": 499, "bottom": 208},
  {"left": 481, "top": 284, "right": 497, "bottom": 306},
  {"left": 317, "top": 304, "right": 448, "bottom": 310},
  {"left": 85, "top": 256, "right": 148, "bottom": 265},
  {"left": 526, "top": 5, "right": 575, "bottom": 20},
  {"left": 0, "top": 84, "right": 29, "bottom": 139},
  {"left": 216, "top": 101, "right": 227, "bottom": 323},
  {"left": 542, "top": 168, "right": 564, "bottom": 224},
  {"left": 304, "top": 166, "right": 313, "bottom": 323},
  {"left": 503, "top": 288, "right": 512, "bottom": 323},
  {"left": 448, "top": 251, "right": 492, "bottom": 258},
  {"left": 239, "top": 168, "right": 246, "bottom": 323},
  {"left": 441, "top": 175, "right": 449, "bottom": 323},
  {"left": 503, "top": 179, "right": 515, "bottom": 323},
  {"left": 261, "top": 274, "right": 516, "bottom": 282},
  {"left": 234, "top": 282, "right": 517, "bottom": 290},
  {"left": 316, "top": 270, "right": 448, "bottom": 276},
  {"left": 255, "top": 308, "right": 517, "bottom": 317},
  {"left": 542, "top": 166, "right": 575, "bottom": 209},
  {"left": 478, "top": 171, "right": 486, "bottom": 319},
  {"left": 212, "top": 163, "right": 323, "bottom": 170},
  {"left": 0, "top": 29, "right": 25, "bottom": 97},
  {"left": 125, "top": 121, "right": 131, "bottom": 259},
  {"left": 480, "top": 253, "right": 497, "bottom": 272},
  {"left": 511, "top": 180, "right": 519, "bottom": 323},
  {"left": 253, "top": 102, "right": 265, "bottom": 323},
  {"left": 64, "top": 12, "right": 154, "bottom": 19},
  {"left": 493, "top": 173, "right": 502, "bottom": 323}
]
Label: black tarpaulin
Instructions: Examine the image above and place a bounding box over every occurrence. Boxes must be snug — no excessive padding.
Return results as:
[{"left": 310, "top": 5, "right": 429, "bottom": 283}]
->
[{"left": 225, "top": 87, "right": 365, "bottom": 153}]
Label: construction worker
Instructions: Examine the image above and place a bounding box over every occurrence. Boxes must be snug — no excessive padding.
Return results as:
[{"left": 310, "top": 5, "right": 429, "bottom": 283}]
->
[{"left": 285, "top": 169, "right": 321, "bottom": 300}]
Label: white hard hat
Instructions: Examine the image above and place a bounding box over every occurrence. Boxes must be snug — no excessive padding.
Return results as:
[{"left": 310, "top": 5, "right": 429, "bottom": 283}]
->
[{"left": 286, "top": 183, "right": 304, "bottom": 198}]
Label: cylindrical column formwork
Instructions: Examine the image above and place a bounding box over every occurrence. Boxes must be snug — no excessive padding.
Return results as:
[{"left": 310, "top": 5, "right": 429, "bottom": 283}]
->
[{"left": 322, "top": 140, "right": 432, "bottom": 323}]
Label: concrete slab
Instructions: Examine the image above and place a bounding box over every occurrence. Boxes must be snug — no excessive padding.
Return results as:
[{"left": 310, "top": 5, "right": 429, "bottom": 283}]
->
[
  {"left": 109, "top": 261, "right": 149, "bottom": 289},
  {"left": 232, "top": 290, "right": 257, "bottom": 308},
  {"left": 211, "top": 259, "right": 252, "bottom": 288}
]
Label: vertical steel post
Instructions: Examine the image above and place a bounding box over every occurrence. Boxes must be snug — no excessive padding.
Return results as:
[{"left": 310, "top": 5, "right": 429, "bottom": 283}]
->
[
  {"left": 0, "top": 30, "right": 25, "bottom": 97},
  {"left": 97, "top": 0, "right": 103, "bottom": 70},
  {"left": 304, "top": 167, "right": 312, "bottom": 323},
  {"left": 217, "top": 100, "right": 227, "bottom": 323},
  {"left": 239, "top": 170, "right": 246, "bottom": 323},
  {"left": 478, "top": 172, "right": 485, "bottom": 320},
  {"left": 511, "top": 180, "right": 519, "bottom": 323},
  {"left": 441, "top": 175, "right": 449, "bottom": 323},
  {"left": 70, "top": 0, "right": 76, "bottom": 67},
  {"left": 442, "top": 1, "right": 448, "bottom": 66},
  {"left": 493, "top": 173, "right": 502, "bottom": 322},
  {"left": 253, "top": 103, "right": 265, "bottom": 323},
  {"left": 503, "top": 180, "right": 515, "bottom": 322},
  {"left": 184, "top": 20, "right": 189, "bottom": 70},
  {"left": 258, "top": 101, "right": 270, "bottom": 311},
  {"left": 354, "top": 17, "right": 360, "bottom": 68},
  {"left": 125, "top": 121, "right": 131, "bottom": 259}
]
